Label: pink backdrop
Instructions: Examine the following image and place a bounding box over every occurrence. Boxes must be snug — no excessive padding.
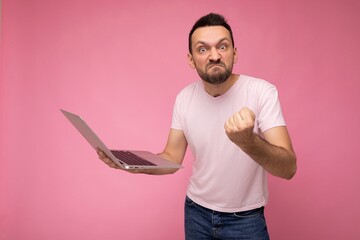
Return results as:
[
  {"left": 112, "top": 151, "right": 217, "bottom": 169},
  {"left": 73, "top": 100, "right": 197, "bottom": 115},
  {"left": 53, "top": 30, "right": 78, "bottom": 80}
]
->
[{"left": 1, "top": 0, "right": 360, "bottom": 239}]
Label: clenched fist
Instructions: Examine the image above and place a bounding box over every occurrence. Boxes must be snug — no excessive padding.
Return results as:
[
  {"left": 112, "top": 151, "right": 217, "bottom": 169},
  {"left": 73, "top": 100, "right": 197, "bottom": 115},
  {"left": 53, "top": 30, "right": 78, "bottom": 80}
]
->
[{"left": 224, "top": 107, "right": 256, "bottom": 146}]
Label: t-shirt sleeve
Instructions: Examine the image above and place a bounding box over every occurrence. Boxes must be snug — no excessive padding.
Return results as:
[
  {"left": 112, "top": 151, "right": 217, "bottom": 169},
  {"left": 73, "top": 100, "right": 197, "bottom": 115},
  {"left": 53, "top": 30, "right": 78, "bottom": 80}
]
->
[
  {"left": 171, "top": 94, "right": 183, "bottom": 130},
  {"left": 257, "top": 84, "right": 286, "bottom": 132}
]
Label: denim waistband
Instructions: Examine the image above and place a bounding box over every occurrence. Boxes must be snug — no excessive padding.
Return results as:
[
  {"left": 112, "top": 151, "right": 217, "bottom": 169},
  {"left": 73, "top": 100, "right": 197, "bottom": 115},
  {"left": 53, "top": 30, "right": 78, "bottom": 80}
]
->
[{"left": 186, "top": 195, "right": 264, "bottom": 215}]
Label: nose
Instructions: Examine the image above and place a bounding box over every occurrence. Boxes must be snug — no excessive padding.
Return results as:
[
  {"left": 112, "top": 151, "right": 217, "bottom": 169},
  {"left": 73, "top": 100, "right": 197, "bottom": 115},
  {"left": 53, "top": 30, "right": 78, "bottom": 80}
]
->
[{"left": 209, "top": 48, "right": 221, "bottom": 61}]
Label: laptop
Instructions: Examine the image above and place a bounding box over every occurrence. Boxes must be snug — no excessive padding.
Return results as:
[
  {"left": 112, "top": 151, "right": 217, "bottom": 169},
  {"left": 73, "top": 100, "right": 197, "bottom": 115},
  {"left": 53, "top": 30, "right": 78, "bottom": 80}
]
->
[{"left": 60, "top": 109, "right": 182, "bottom": 170}]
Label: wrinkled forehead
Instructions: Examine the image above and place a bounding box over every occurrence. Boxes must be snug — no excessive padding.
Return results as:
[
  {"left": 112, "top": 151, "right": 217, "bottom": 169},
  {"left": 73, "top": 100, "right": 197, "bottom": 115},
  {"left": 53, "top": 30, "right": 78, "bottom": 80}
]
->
[{"left": 191, "top": 26, "right": 233, "bottom": 46}]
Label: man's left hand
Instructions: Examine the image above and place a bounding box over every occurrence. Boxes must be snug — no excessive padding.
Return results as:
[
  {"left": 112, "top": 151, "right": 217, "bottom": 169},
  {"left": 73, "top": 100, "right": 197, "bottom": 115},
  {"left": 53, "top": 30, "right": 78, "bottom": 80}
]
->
[{"left": 224, "top": 107, "right": 256, "bottom": 146}]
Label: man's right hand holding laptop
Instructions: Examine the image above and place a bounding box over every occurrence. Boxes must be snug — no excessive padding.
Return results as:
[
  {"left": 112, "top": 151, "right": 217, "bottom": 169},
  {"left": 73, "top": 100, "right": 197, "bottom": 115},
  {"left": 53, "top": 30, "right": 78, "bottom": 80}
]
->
[{"left": 96, "top": 148, "right": 144, "bottom": 174}]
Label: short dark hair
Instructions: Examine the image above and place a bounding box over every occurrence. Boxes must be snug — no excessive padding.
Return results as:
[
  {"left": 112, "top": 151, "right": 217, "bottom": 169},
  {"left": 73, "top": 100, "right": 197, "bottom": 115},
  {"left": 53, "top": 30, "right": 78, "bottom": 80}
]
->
[{"left": 188, "top": 13, "right": 235, "bottom": 54}]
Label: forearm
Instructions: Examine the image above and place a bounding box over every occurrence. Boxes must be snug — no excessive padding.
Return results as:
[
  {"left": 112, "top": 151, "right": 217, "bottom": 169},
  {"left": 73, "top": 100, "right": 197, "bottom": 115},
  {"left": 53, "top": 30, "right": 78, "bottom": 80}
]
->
[
  {"left": 133, "top": 128, "right": 187, "bottom": 175},
  {"left": 237, "top": 134, "right": 297, "bottom": 180}
]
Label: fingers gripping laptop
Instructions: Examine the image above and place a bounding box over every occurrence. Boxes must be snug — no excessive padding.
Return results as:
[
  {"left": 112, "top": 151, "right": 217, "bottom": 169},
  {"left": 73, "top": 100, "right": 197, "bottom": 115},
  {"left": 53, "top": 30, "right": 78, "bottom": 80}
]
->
[{"left": 60, "top": 109, "right": 182, "bottom": 170}]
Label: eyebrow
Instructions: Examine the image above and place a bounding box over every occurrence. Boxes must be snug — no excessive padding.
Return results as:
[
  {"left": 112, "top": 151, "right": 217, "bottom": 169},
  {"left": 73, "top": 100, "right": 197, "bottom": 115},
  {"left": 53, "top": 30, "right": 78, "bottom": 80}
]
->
[{"left": 194, "top": 38, "right": 231, "bottom": 47}]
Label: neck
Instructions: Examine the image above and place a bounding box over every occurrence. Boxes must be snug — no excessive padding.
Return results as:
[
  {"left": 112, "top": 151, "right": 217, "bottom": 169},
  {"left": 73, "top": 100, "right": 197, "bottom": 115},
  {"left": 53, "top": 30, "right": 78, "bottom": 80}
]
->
[{"left": 203, "top": 74, "right": 239, "bottom": 97}]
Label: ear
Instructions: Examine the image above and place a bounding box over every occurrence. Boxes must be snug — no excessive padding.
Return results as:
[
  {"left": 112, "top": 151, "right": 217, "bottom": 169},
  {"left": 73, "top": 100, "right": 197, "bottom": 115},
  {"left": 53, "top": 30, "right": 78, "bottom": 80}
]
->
[
  {"left": 233, "top": 47, "right": 238, "bottom": 63},
  {"left": 187, "top": 53, "right": 196, "bottom": 69}
]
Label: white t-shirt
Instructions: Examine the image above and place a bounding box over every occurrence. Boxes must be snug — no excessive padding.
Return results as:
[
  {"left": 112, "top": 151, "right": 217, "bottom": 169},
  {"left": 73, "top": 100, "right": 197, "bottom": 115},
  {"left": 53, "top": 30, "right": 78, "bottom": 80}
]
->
[{"left": 171, "top": 75, "right": 286, "bottom": 212}]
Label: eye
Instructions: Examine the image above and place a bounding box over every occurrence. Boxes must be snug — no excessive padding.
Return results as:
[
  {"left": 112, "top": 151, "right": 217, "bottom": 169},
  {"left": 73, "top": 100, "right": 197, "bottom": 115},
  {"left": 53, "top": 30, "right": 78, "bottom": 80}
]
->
[
  {"left": 198, "top": 47, "right": 207, "bottom": 54},
  {"left": 219, "top": 44, "right": 228, "bottom": 50}
]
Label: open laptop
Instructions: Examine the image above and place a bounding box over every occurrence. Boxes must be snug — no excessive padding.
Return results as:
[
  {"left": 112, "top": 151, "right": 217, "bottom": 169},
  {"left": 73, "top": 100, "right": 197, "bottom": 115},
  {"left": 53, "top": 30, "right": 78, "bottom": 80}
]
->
[{"left": 60, "top": 109, "right": 182, "bottom": 170}]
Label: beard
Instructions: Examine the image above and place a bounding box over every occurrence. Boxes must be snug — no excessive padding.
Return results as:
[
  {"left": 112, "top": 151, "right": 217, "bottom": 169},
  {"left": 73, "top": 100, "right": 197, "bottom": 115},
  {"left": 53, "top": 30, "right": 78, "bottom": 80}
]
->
[{"left": 195, "top": 61, "right": 233, "bottom": 85}]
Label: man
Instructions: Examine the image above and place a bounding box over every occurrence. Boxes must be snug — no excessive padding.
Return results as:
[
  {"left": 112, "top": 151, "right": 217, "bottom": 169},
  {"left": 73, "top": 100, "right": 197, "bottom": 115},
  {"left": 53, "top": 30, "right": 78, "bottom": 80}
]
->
[{"left": 98, "top": 13, "right": 296, "bottom": 239}]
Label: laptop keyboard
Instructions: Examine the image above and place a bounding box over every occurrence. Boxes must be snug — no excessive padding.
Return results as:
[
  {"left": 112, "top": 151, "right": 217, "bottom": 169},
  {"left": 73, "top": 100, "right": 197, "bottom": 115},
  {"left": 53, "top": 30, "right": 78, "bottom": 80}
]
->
[{"left": 111, "top": 150, "right": 156, "bottom": 166}]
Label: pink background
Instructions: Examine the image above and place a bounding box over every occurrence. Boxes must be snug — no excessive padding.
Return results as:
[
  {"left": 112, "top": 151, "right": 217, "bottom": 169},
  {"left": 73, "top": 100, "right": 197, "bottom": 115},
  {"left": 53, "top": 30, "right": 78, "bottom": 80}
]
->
[{"left": 1, "top": 0, "right": 360, "bottom": 239}]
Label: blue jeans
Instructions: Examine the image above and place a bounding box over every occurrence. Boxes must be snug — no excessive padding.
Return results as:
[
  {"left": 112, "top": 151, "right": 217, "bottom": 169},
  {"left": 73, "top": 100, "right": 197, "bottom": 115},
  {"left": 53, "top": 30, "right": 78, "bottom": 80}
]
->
[{"left": 185, "top": 196, "right": 270, "bottom": 240}]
